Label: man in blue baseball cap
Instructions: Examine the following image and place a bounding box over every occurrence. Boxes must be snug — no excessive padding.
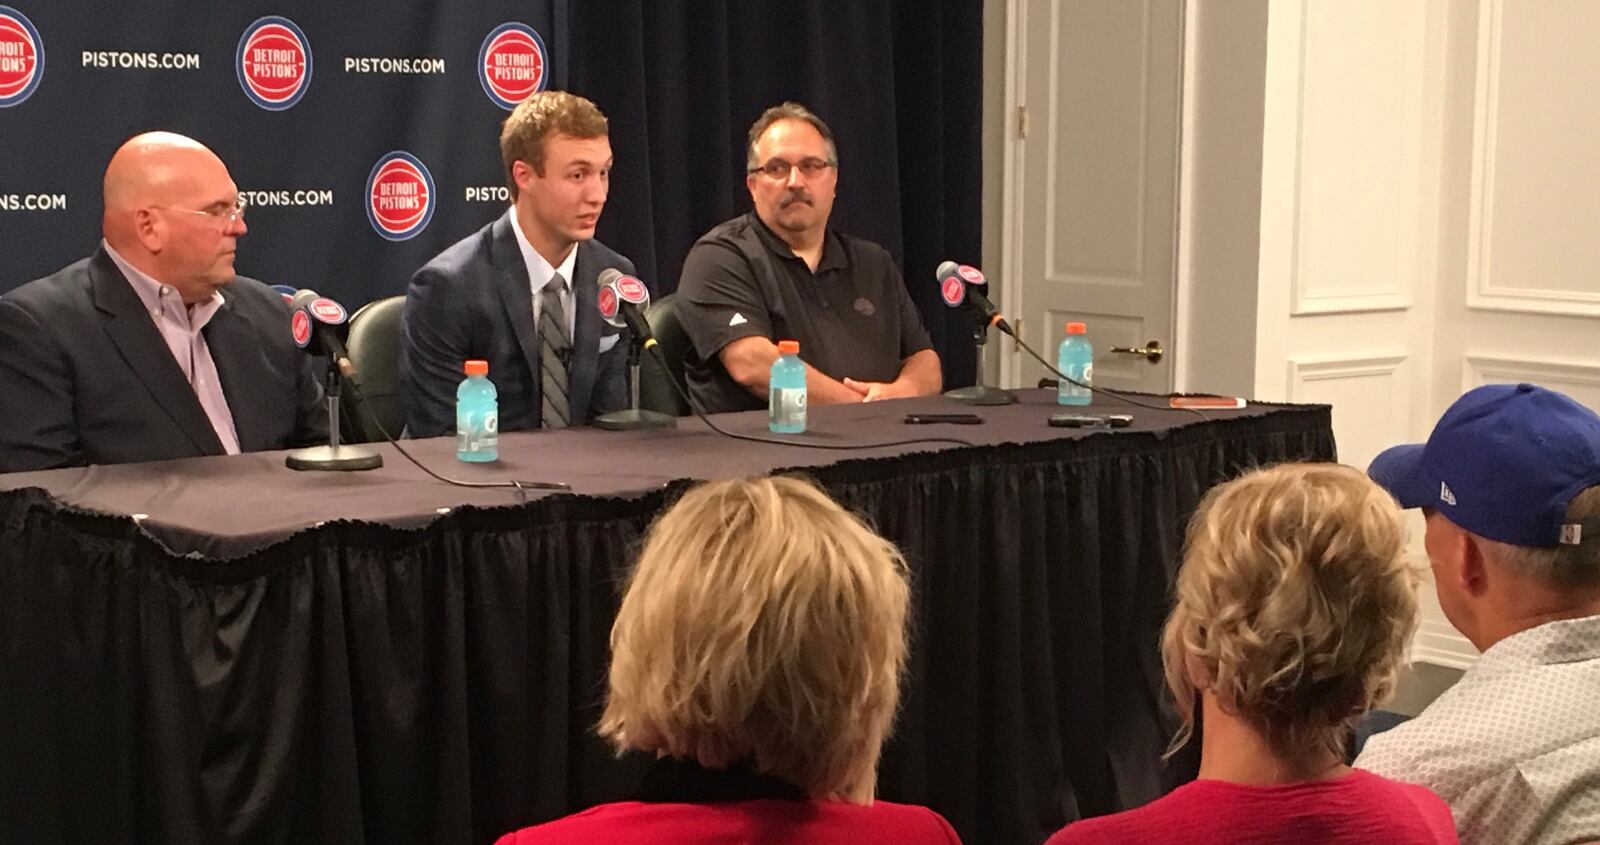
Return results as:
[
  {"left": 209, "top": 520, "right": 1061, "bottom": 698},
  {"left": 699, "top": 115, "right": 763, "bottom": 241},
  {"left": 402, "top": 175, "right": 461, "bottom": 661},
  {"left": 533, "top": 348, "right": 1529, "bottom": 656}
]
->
[{"left": 1356, "top": 383, "right": 1600, "bottom": 844}]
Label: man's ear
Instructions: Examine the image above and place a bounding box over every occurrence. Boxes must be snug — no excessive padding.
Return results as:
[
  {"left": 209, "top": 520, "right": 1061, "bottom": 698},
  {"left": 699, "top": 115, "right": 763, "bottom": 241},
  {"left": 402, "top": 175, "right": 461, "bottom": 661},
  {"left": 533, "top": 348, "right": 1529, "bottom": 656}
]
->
[
  {"left": 133, "top": 209, "right": 163, "bottom": 254},
  {"left": 511, "top": 159, "right": 538, "bottom": 194},
  {"left": 1458, "top": 532, "right": 1491, "bottom": 597}
]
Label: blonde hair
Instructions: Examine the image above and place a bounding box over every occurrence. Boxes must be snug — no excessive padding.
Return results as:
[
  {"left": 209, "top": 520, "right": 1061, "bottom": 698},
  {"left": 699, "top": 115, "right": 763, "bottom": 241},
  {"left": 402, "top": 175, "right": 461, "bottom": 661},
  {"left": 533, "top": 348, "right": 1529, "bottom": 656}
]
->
[
  {"left": 1163, "top": 462, "right": 1419, "bottom": 762},
  {"left": 499, "top": 90, "right": 609, "bottom": 198},
  {"left": 599, "top": 476, "right": 910, "bottom": 804}
]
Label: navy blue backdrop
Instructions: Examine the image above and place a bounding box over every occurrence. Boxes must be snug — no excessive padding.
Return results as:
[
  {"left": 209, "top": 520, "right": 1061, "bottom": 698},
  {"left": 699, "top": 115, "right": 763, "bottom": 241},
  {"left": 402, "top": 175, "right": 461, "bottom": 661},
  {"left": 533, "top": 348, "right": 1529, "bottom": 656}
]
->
[
  {"left": 0, "top": 1, "right": 568, "bottom": 314},
  {"left": 0, "top": 0, "right": 982, "bottom": 386},
  {"left": 572, "top": 0, "right": 984, "bottom": 388}
]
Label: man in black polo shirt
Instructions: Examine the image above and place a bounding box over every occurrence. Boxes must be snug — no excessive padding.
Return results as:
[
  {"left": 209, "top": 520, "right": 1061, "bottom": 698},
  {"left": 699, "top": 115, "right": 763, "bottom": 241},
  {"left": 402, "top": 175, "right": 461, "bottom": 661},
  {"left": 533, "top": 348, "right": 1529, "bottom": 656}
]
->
[{"left": 675, "top": 102, "right": 942, "bottom": 414}]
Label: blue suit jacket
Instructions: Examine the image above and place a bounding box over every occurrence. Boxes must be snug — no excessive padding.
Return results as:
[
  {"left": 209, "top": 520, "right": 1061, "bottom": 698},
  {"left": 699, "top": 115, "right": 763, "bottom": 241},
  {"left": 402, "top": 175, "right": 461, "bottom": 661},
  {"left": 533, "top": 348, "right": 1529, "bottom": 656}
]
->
[
  {"left": 400, "top": 213, "right": 633, "bottom": 437},
  {"left": 0, "top": 248, "right": 327, "bottom": 472}
]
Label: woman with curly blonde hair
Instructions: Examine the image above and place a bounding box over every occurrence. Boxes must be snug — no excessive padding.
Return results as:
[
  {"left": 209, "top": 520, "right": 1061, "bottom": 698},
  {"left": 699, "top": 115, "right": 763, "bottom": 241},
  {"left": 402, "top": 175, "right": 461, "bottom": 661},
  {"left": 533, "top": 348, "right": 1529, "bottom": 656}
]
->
[
  {"left": 1047, "top": 462, "right": 1457, "bottom": 844},
  {"left": 497, "top": 475, "right": 961, "bottom": 845}
]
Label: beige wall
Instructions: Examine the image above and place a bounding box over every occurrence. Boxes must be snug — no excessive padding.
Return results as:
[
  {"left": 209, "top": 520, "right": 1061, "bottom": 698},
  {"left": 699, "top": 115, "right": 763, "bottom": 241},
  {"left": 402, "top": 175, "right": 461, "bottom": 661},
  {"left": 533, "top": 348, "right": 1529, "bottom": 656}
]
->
[
  {"left": 1415, "top": 1, "right": 1600, "bottom": 664},
  {"left": 1222, "top": 0, "right": 1600, "bottom": 666},
  {"left": 984, "top": 0, "right": 1600, "bottom": 666}
]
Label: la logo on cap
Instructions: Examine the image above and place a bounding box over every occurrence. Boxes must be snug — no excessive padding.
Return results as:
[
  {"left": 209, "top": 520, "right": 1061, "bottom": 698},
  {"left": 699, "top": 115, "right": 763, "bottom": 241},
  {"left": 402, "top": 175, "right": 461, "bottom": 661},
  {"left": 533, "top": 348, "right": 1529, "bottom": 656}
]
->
[{"left": 1439, "top": 482, "right": 1457, "bottom": 506}]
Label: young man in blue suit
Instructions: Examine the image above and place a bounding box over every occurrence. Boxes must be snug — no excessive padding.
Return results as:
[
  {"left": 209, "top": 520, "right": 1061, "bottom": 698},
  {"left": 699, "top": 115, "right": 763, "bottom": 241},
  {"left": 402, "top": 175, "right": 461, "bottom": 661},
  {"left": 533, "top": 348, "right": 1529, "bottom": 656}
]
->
[
  {"left": 0, "top": 132, "right": 325, "bottom": 473},
  {"left": 401, "top": 91, "right": 634, "bottom": 437}
]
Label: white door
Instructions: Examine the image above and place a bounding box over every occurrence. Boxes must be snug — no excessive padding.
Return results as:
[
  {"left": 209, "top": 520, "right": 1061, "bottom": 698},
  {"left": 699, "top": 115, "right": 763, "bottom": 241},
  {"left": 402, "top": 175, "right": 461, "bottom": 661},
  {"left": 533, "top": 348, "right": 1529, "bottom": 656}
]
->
[{"left": 1004, "top": 0, "right": 1184, "bottom": 393}]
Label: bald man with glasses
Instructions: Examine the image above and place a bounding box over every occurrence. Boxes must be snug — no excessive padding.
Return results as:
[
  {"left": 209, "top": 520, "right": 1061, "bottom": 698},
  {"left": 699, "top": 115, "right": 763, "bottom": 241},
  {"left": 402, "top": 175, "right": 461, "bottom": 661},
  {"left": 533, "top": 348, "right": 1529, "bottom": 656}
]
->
[
  {"left": 0, "top": 131, "right": 325, "bottom": 472},
  {"left": 675, "top": 102, "right": 942, "bottom": 415}
]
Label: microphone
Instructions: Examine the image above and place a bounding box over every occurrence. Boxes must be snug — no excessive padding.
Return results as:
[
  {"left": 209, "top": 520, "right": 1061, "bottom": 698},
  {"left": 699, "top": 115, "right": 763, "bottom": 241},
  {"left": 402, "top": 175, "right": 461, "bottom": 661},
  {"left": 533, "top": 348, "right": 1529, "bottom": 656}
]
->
[
  {"left": 937, "top": 260, "right": 1013, "bottom": 336},
  {"left": 593, "top": 269, "right": 676, "bottom": 432},
  {"left": 596, "top": 268, "right": 656, "bottom": 348},
  {"left": 289, "top": 289, "right": 357, "bottom": 378}
]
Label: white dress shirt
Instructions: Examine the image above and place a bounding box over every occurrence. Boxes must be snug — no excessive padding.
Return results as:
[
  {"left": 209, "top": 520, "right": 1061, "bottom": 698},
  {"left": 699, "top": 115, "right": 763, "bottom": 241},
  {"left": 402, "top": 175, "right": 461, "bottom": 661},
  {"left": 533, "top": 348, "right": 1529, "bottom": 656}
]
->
[
  {"left": 1357, "top": 613, "right": 1600, "bottom": 845},
  {"left": 103, "top": 241, "right": 242, "bottom": 454},
  {"left": 507, "top": 208, "right": 576, "bottom": 338}
]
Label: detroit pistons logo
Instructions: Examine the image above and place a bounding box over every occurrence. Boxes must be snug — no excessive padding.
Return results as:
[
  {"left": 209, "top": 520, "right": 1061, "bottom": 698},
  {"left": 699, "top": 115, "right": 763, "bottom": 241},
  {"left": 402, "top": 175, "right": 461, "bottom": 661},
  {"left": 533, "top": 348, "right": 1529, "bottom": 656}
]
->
[
  {"left": 940, "top": 276, "right": 965, "bottom": 307},
  {"left": 0, "top": 6, "right": 44, "bottom": 109},
  {"left": 478, "top": 23, "right": 548, "bottom": 110},
  {"left": 366, "top": 151, "right": 435, "bottom": 241},
  {"left": 598, "top": 285, "right": 619, "bottom": 322},
  {"left": 957, "top": 265, "right": 986, "bottom": 285},
  {"left": 310, "top": 298, "right": 347, "bottom": 324},
  {"left": 237, "top": 16, "right": 312, "bottom": 111},
  {"left": 616, "top": 276, "right": 649, "bottom": 305},
  {"left": 291, "top": 309, "right": 312, "bottom": 348}
]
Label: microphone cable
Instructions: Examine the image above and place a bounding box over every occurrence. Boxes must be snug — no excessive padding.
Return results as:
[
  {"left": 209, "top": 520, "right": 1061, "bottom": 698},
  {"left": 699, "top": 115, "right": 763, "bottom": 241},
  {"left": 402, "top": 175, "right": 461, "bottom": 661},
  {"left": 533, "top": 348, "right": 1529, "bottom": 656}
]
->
[
  {"left": 638, "top": 339, "right": 981, "bottom": 451},
  {"left": 937, "top": 262, "right": 1215, "bottom": 421},
  {"left": 1002, "top": 331, "right": 1212, "bottom": 422},
  {"left": 340, "top": 376, "right": 571, "bottom": 496}
]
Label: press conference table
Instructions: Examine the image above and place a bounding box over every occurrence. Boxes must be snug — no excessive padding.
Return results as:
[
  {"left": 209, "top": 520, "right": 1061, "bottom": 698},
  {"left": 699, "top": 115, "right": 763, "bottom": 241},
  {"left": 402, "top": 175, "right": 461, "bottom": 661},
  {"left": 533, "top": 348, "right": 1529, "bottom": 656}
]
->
[{"left": 0, "top": 391, "right": 1334, "bottom": 845}]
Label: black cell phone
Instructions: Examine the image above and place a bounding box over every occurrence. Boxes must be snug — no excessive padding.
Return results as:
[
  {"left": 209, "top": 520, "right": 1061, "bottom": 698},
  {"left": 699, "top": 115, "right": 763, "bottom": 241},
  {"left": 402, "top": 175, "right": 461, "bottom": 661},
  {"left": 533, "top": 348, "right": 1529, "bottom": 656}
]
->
[
  {"left": 1049, "top": 413, "right": 1133, "bottom": 428},
  {"left": 904, "top": 413, "right": 984, "bottom": 425}
]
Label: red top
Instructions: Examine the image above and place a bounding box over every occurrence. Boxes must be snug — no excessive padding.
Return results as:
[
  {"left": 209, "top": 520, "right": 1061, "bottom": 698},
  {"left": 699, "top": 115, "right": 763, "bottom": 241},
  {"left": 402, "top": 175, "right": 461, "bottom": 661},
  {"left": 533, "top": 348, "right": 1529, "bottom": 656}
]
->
[
  {"left": 494, "top": 798, "right": 962, "bottom": 845},
  {"left": 1046, "top": 769, "right": 1458, "bottom": 845}
]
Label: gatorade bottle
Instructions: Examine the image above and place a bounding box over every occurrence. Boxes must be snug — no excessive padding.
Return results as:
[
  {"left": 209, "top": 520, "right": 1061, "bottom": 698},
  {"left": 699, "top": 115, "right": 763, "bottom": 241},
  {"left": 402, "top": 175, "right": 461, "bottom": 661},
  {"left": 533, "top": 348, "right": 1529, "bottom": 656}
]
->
[
  {"left": 1057, "top": 322, "right": 1093, "bottom": 406},
  {"left": 457, "top": 359, "right": 499, "bottom": 462},
  {"left": 769, "top": 340, "right": 807, "bottom": 434}
]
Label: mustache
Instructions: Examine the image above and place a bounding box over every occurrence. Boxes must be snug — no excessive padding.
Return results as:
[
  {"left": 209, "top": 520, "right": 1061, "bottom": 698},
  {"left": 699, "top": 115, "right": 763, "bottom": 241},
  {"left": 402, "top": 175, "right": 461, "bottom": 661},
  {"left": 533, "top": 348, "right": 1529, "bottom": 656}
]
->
[{"left": 779, "top": 190, "right": 813, "bottom": 209}]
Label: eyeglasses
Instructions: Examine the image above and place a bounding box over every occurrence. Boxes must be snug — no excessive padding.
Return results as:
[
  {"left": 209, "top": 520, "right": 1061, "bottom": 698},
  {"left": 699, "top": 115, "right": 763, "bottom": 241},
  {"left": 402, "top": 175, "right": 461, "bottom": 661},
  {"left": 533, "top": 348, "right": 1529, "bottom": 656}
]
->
[
  {"left": 748, "top": 157, "right": 835, "bottom": 180},
  {"left": 153, "top": 197, "right": 249, "bottom": 227}
]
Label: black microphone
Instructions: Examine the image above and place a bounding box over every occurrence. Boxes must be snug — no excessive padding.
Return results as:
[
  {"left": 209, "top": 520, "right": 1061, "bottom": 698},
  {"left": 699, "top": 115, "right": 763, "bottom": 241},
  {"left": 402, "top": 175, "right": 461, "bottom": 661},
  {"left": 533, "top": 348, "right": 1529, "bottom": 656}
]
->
[
  {"left": 289, "top": 289, "right": 357, "bottom": 378},
  {"left": 937, "top": 260, "right": 1013, "bottom": 336},
  {"left": 596, "top": 268, "right": 656, "bottom": 349}
]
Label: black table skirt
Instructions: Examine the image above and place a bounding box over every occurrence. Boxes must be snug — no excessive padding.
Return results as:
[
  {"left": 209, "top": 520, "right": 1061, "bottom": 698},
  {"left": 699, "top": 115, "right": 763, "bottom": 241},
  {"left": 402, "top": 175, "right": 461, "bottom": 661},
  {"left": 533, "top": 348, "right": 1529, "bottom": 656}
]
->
[{"left": 0, "top": 393, "right": 1335, "bottom": 845}]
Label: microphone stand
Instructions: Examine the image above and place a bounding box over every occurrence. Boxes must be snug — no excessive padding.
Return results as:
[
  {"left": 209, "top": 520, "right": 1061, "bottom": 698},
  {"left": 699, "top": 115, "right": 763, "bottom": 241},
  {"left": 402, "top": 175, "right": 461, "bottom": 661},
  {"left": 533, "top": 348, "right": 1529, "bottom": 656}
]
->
[
  {"left": 594, "top": 337, "right": 676, "bottom": 431},
  {"left": 286, "top": 362, "right": 385, "bottom": 470},
  {"left": 944, "top": 319, "right": 1017, "bottom": 405}
]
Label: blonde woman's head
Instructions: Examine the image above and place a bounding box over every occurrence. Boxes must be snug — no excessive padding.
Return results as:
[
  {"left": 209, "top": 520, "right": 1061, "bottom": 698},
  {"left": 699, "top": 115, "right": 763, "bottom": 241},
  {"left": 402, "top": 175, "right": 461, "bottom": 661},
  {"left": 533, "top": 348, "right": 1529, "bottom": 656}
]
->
[
  {"left": 599, "top": 476, "right": 910, "bottom": 804},
  {"left": 1163, "top": 462, "right": 1419, "bottom": 761}
]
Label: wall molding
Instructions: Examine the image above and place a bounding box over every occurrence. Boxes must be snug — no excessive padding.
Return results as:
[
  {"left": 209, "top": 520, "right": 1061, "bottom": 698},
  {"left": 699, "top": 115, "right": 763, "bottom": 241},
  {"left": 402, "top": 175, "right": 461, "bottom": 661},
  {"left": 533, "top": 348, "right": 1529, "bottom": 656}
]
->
[
  {"left": 1465, "top": 0, "right": 1600, "bottom": 317},
  {"left": 1461, "top": 354, "right": 1600, "bottom": 395},
  {"left": 1287, "top": 354, "right": 1410, "bottom": 469},
  {"left": 1414, "top": 618, "right": 1479, "bottom": 671},
  {"left": 1286, "top": 353, "right": 1409, "bottom": 400},
  {"left": 1284, "top": 1, "right": 1420, "bottom": 316}
]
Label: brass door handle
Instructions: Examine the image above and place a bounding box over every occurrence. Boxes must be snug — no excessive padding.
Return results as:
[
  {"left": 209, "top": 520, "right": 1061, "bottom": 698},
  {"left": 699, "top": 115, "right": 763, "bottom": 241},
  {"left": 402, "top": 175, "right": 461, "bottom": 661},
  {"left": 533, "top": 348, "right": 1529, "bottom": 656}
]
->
[{"left": 1109, "top": 340, "right": 1164, "bottom": 364}]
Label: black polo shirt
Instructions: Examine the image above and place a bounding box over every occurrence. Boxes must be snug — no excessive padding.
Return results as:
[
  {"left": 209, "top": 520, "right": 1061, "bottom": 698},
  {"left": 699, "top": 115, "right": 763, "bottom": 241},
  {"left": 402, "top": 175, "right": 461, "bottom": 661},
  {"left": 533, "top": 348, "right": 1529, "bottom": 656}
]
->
[{"left": 675, "top": 213, "right": 934, "bottom": 414}]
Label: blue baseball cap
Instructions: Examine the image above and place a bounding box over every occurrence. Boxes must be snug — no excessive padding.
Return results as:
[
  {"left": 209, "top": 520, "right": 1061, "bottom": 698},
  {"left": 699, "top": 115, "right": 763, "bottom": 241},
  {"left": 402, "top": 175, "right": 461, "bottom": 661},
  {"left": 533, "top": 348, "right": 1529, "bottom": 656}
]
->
[{"left": 1368, "top": 383, "right": 1600, "bottom": 548}]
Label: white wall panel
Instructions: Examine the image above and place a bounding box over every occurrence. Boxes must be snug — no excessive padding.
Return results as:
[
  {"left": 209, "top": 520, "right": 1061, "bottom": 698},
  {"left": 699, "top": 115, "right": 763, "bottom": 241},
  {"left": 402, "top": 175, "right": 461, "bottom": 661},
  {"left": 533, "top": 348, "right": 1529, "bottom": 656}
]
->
[
  {"left": 1288, "top": 355, "right": 1410, "bottom": 470},
  {"left": 1466, "top": 0, "right": 1600, "bottom": 316},
  {"left": 1286, "top": 1, "right": 1425, "bottom": 315}
]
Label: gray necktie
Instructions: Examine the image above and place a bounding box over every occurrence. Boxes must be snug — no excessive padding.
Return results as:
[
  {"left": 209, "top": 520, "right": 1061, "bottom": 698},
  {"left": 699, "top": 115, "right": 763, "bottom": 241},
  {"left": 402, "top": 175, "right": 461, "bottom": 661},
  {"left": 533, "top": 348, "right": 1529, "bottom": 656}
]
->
[{"left": 538, "top": 272, "right": 571, "bottom": 429}]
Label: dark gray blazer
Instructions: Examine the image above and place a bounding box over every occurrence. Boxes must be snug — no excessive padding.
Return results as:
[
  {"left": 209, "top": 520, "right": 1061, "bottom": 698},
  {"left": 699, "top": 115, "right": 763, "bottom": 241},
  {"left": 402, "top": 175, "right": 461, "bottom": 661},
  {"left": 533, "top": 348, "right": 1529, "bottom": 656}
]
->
[
  {"left": 0, "top": 248, "right": 327, "bottom": 473},
  {"left": 400, "top": 213, "right": 632, "bottom": 437}
]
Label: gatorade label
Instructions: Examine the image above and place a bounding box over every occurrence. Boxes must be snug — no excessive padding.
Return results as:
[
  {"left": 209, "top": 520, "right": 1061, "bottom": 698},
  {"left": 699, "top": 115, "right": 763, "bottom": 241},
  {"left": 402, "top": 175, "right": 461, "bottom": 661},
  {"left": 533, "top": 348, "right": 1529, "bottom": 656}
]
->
[
  {"left": 456, "top": 410, "right": 500, "bottom": 451},
  {"left": 769, "top": 388, "right": 807, "bottom": 427}
]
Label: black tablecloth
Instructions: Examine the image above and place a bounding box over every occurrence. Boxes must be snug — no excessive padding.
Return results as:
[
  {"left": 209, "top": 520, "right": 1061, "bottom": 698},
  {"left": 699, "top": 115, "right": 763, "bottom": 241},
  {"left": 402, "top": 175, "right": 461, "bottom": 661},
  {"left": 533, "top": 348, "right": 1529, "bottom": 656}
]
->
[{"left": 0, "top": 392, "right": 1335, "bottom": 845}]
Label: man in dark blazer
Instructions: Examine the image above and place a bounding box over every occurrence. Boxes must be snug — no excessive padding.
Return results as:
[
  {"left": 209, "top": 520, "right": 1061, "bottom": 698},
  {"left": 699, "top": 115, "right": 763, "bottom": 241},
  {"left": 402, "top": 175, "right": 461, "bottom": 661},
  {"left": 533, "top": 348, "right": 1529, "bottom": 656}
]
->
[
  {"left": 0, "top": 132, "right": 325, "bottom": 474},
  {"left": 402, "top": 91, "right": 633, "bottom": 438}
]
